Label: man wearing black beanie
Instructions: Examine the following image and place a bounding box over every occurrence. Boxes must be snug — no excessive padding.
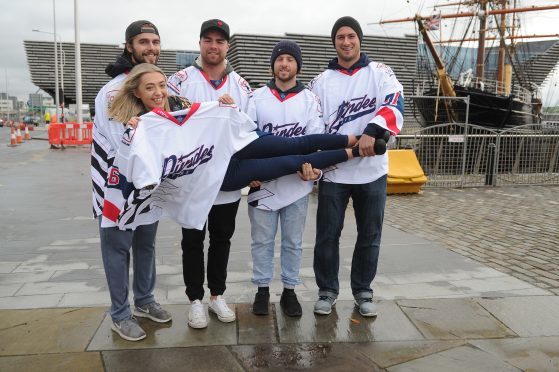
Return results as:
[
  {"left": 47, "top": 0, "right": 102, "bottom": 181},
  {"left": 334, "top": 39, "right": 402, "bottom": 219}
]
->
[{"left": 309, "top": 16, "right": 405, "bottom": 318}]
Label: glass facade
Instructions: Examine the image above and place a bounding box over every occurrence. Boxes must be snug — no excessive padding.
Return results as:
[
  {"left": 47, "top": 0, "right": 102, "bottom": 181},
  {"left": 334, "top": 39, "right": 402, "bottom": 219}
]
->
[{"left": 176, "top": 52, "right": 198, "bottom": 68}]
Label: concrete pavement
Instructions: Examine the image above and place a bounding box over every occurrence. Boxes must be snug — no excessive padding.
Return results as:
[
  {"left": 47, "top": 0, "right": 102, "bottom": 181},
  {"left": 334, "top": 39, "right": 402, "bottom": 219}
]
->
[{"left": 1, "top": 127, "right": 558, "bottom": 370}]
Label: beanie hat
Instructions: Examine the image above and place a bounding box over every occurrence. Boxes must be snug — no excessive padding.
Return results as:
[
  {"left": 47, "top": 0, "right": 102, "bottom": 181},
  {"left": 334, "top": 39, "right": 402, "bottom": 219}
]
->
[
  {"left": 125, "top": 20, "right": 159, "bottom": 43},
  {"left": 331, "top": 16, "right": 363, "bottom": 45},
  {"left": 270, "top": 40, "right": 303, "bottom": 73}
]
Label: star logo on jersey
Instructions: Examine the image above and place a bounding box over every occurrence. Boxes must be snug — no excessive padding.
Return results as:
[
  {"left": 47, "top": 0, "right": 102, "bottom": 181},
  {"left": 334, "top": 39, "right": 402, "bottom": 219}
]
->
[
  {"left": 175, "top": 70, "right": 188, "bottom": 82},
  {"left": 121, "top": 126, "right": 136, "bottom": 146},
  {"left": 238, "top": 77, "right": 252, "bottom": 96}
]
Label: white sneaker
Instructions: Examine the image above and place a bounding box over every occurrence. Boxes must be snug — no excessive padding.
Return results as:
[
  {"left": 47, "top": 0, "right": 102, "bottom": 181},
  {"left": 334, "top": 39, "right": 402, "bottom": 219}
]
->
[
  {"left": 188, "top": 300, "right": 208, "bottom": 329},
  {"left": 208, "top": 296, "right": 236, "bottom": 322}
]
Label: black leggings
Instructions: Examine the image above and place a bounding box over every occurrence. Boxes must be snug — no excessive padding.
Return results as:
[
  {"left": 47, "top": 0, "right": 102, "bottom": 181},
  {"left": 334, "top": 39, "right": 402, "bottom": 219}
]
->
[{"left": 220, "top": 134, "right": 350, "bottom": 191}]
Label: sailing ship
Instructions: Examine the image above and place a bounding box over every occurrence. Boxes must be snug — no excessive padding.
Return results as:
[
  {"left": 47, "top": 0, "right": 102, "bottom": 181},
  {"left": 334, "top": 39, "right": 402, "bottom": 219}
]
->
[{"left": 380, "top": 1, "right": 559, "bottom": 129}]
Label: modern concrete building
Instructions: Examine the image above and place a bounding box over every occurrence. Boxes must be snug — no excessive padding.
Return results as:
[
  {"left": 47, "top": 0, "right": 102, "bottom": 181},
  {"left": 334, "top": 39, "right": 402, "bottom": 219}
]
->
[{"left": 24, "top": 33, "right": 419, "bottom": 116}]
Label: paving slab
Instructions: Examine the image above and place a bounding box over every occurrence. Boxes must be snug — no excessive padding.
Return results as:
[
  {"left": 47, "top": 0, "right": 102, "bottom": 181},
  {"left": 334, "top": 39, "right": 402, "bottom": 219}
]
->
[
  {"left": 397, "top": 298, "right": 516, "bottom": 339},
  {"left": 0, "top": 352, "right": 103, "bottom": 372},
  {"left": 87, "top": 304, "right": 237, "bottom": 351},
  {"left": 387, "top": 344, "right": 521, "bottom": 371},
  {"left": 229, "top": 343, "right": 383, "bottom": 371},
  {"left": 478, "top": 296, "right": 559, "bottom": 336},
  {"left": 0, "top": 294, "right": 63, "bottom": 309},
  {"left": 350, "top": 340, "right": 466, "bottom": 368},
  {"left": 276, "top": 300, "right": 423, "bottom": 343},
  {"left": 0, "top": 307, "right": 105, "bottom": 355},
  {"left": 237, "top": 303, "right": 277, "bottom": 344},
  {"left": 102, "top": 347, "right": 244, "bottom": 372},
  {"left": 469, "top": 336, "right": 559, "bottom": 371}
]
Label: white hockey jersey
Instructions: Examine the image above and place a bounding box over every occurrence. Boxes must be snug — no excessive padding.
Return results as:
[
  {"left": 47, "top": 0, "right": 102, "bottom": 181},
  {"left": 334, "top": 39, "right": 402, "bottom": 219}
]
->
[
  {"left": 168, "top": 65, "right": 253, "bottom": 205},
  {"left": 308, "top": 60, "right": 404, "bottom": 184},
  {"left": 246, "top": 85, "right": 324, "bottom": 211},
  {"left": 101, "top": 102, "right": 259, "bottom": 230},
  {"left": 91, "top": 73, "right": 128, "bottom": 217}
]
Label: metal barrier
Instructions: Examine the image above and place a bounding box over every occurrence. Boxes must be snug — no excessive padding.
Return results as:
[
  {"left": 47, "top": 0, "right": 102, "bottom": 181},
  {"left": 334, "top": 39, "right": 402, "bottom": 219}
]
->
[
  {"left": 48, "top": 122, "right": 93, "bottom": 147},
  {"left": 394, "top": 123, "right": 559, "bottom": 188}
]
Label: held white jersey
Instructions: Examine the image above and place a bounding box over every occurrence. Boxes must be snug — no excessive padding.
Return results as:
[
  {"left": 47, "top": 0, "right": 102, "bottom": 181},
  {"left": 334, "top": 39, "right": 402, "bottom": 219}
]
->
[
  {"left": 246, "top": 86, "right": 324, "bottom": 211},
  {"left": 90, "top": 73, "right": 128, "bottom": 218},
  {"left": 167, "top": 66, "right": 253, "bottom": 204},
  {"left": 308, "top": 61, "right": 404, "bottom": 184},
  {"left": 101, "top": 102, "right": 259, "bottom": 230}
]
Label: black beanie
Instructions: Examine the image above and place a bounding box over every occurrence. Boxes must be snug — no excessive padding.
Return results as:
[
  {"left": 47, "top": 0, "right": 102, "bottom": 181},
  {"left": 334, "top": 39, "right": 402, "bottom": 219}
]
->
[
  {"left": 270, "top": 40, "right": 303, "bottom": 73},
  {"left": 331, "top": 16, "right": 363, "bottom": 45}
]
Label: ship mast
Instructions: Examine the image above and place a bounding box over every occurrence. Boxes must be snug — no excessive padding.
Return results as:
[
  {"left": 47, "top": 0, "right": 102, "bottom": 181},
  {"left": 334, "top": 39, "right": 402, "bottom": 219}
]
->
[
  {"left": 475, "top": 0, "right": 488, "bottom": 80},
  {"left": 496, "top": 0, "right": 507, "bottom": 93}
]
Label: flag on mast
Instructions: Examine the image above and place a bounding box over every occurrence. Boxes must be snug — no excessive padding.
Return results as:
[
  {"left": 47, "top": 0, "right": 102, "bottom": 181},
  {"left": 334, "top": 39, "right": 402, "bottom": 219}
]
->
[{"left": 424, "top": 12, "right": 441, "bottom": 31}]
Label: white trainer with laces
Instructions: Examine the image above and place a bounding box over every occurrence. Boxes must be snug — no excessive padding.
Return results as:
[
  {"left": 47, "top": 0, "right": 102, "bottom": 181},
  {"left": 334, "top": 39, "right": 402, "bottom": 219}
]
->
[
  {"left": 188, "top": 300, "right": 208, "bottom": 329},
  {"left": 208, "top": 295, "right": 236, "bottom": 322}
]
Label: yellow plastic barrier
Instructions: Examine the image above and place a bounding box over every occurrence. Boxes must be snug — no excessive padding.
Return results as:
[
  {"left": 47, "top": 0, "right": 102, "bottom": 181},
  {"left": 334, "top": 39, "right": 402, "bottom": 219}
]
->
[{"left": 387, "top": 149, "right": 428, "bottom": 194}]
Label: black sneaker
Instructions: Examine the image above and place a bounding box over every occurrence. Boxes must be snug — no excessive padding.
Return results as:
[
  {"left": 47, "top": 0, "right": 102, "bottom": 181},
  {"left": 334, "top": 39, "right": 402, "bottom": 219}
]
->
[
  {"left": 280, "top": 289, "right": 302, "bottom": 317},
  {"left": 253, "top": 290, "right": 270, "bottom": 315}
]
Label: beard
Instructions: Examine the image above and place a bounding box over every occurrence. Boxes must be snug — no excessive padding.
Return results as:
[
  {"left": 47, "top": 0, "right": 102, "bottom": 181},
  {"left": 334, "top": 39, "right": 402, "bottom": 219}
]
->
[
  {"left": 130, "top": 48, "right": 160, "bottom": 65},
  {"left": 274, "top": 69, "right": 297, "bottom": 83}
]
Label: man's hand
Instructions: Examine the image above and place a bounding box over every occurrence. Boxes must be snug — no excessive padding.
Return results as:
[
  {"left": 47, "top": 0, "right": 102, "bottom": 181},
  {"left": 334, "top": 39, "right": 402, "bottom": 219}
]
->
[
  {"left": 127, "top": 116, "right": 141, "bottom": 128},
  {"left": 297, "top": 163, "right": 321, "bottom": 181},
  {"left": 249, "top": 180, "right": 262, "bottom": 188},
  {"left": 357, "top": 134, "right": 376, "bottom": 156},
  {"left": 218, "top": 94, "right": 235, "bottom": 105}
]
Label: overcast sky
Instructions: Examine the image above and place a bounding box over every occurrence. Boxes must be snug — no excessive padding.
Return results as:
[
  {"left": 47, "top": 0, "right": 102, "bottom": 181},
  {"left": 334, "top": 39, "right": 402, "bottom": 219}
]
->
[{"left": 1, "top": 0, "right": 558, "bottom": 106}]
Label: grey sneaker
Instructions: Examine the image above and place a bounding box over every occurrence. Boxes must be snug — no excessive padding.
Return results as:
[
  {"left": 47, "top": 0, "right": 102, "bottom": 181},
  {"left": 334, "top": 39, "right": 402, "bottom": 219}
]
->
[
  {"left": 354, "top": 297, "right": 378, "bottom": 317},
  {"left": 134, "top": 302, "right": 172, "bottom": 323},
  {"left": 111, "top": 317, "right": 146, "bottom": 341},
  {"left": 314, "top": 295, "right": 337, "bottom": 315}
]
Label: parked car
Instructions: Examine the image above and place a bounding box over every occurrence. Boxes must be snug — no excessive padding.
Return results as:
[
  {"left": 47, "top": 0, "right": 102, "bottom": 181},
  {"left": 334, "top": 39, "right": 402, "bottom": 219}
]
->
[{"left": 23, "top": 116, "right": 40, "bottom": 126}]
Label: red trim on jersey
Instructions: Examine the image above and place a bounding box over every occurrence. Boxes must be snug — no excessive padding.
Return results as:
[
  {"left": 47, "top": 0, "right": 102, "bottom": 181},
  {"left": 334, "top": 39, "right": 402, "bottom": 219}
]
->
[
  {"left": 103, "top": 200, "right": 120, "bottom": 222},
  {"left": 337, "top": 67, "right": 362, "bottom": 76},
  {"left": 152, "top": 103, "right": 201, "bottom": 125},
  {"left": 199, "top": 69, "right": 228, "bottom": 90},
  {"left": 376, "top": 107, "right": 400, "bottom": 134},
  {"left": 182, "top": 103, "right": 201, "bottom": 123},
  {"left": 269, "top": 88, "right": 297, "bottom": 102}
]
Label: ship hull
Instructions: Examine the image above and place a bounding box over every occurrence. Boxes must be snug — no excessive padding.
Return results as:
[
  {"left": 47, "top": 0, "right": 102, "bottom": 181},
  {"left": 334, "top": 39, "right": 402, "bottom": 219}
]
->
[{"left": 414, "top": 86, "right": 539, "bottom": 129}]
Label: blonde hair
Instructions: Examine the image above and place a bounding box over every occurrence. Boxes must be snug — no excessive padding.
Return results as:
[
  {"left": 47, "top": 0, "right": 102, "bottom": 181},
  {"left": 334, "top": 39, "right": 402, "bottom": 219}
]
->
[{"left": 109, "top": 64, "right": 170, "bottom": 123}]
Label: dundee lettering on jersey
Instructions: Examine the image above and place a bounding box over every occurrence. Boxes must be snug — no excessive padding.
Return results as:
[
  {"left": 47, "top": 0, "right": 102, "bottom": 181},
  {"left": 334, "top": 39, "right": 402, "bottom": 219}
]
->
[
  {"left": 261, "top": 122, "right": 306, "bottom": 137},
  {"left": 161, "top": 145, "right": 214, "bottom": 180},
  {"left": 329, "top": 95, "right": 377, "bottom": 133}
]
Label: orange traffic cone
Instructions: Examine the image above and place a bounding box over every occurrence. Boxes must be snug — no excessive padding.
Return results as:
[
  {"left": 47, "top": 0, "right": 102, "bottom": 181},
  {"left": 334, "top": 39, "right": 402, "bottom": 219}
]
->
[
  {"left": 9, "top": 127, "right": 17, "bottom": 146},
  {"left": 16, "top": 128, "right": 23, "bottom": 144},
  {"left": 24, "top": 125, "right": 30, "bottom": 140}
]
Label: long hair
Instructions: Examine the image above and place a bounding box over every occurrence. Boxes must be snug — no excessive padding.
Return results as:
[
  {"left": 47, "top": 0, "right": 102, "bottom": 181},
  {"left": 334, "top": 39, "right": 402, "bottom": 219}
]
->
[{"left": 109, "top": 64, "right": 170, "bottom": 123}]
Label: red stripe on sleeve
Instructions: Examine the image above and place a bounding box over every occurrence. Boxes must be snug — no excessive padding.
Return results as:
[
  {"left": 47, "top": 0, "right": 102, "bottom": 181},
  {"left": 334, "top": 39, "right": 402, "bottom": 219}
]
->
[
  {"left": 377, "top": 107, "right": 400, "bottom": 135},
  {"left": 102, "top": 200, "right": 121, "bottom": 223}
]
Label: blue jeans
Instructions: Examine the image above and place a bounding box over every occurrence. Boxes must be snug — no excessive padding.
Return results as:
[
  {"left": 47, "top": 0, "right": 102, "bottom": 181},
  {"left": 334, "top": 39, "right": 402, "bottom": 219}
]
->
[
  {"left": 99, "top": 218, "right": 158, "bottom": 321},
  {"left": 313, "top": 176, "right": 387, "bottom": 298},
  {"left": 249, "top": 195, "right": 309, "bottom": 288}
]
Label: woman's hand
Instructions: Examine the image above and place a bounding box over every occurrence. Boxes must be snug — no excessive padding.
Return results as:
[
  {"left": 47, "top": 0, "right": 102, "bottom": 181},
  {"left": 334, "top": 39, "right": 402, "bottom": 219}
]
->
[
  {"left": 218, "top": 94, "right": 236, "bottom": 105},
  {"left": 297, "top": 163, "right": 321, "bottom": 181},
  {"left": 127, "top": 116, "right": 141, "bottom": 129},
  {"left": 249, "top": 180, "right": 262, "bottom": 188}
]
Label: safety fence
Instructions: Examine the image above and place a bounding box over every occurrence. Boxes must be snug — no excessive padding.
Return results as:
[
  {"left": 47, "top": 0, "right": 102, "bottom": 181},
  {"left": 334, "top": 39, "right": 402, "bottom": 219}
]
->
[
  {"left": 48, "top": 122, "right": 93, "bottom": 147},
  {"left": 393, "top": 123, "right": 559, "bottom": 188}
]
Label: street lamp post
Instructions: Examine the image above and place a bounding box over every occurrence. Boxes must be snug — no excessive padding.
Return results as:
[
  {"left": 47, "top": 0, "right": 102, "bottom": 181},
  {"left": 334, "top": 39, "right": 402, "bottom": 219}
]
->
[{"left": 32, "top": 28, "right": 65, "bottom": 122}]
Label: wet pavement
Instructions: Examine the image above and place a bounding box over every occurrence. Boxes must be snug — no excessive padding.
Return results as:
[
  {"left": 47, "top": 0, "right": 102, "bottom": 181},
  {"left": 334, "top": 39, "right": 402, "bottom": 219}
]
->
[{"left": 1, "top": 127, "right": 558, "bottom": 370}]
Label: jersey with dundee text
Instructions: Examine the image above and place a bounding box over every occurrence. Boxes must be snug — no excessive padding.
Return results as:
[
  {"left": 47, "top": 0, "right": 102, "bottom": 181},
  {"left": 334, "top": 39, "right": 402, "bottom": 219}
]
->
[
  {"left": 308, "top": 61, "right": 404, "bottom": 184},
  {"left": 246, "top": 85, "right": 324, "bottom": 211},
  {"left": 101, "top": 102, "right": 259, "bottom": 231}
]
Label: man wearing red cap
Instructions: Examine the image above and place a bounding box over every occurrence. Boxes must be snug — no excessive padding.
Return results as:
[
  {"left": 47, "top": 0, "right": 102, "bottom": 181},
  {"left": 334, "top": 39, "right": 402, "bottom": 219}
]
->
[
  {"left": 309, "top": 16, "right": 405, "bottom": 317},
  {"left": 91, "top": 20, "right": 171, "bottom": 341},
  {"left": 168, "top": 19, "right": 252, "bottom": 329}
]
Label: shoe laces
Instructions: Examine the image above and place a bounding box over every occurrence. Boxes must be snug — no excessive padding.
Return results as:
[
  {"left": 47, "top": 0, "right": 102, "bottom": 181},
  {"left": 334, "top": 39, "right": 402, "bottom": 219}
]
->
[
  {"left": 358, "top": 298, "right": 373, "bottom": 304},
  {"left": 319, "top": 295, "right": 332, "bottom": 302},
  {"left": 213, "top": 297, "right": 230, "bottom": 312}
]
